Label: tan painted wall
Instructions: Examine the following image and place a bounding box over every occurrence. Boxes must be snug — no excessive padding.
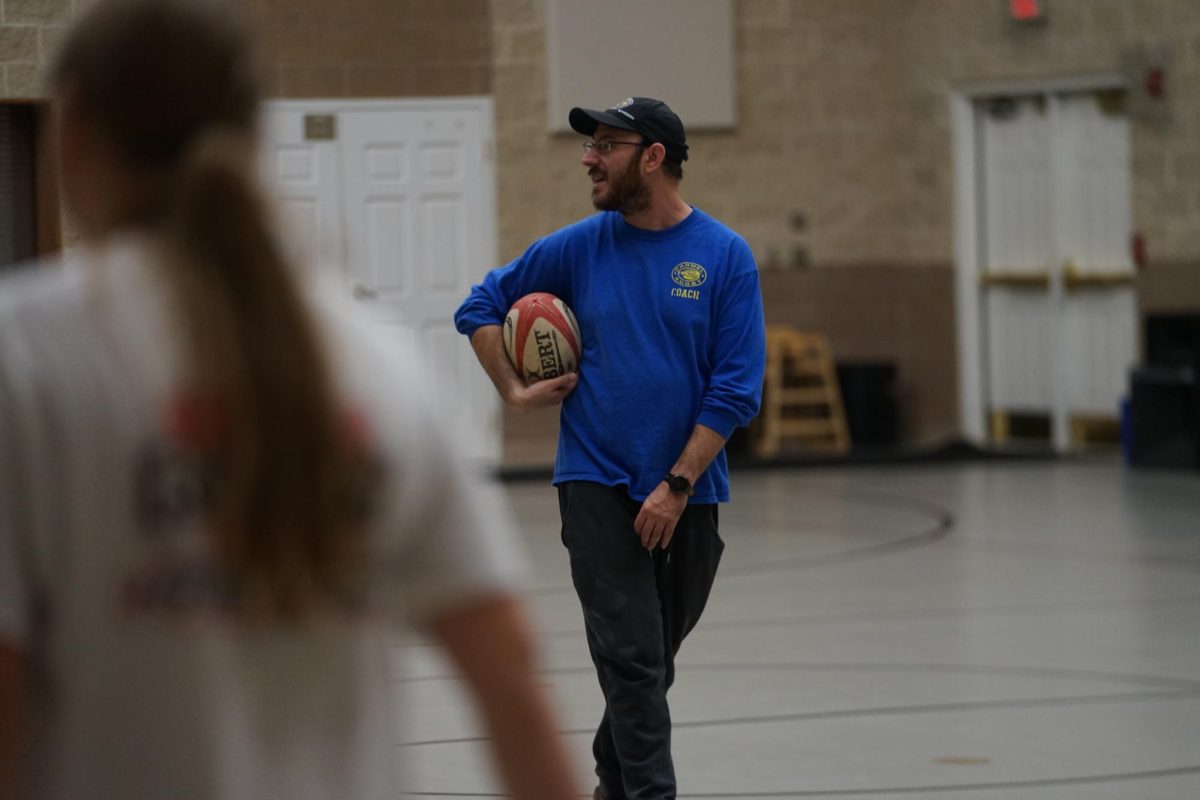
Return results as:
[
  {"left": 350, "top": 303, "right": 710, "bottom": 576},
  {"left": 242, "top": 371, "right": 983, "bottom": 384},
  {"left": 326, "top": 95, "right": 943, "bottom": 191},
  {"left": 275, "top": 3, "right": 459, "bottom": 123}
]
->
[
  {"left": 4, "top": 0, "right": 1198, "bottom": 457},
  {"left": 1, "top": 0, "right": 72, "bottom": 98},
  {"left": 492, "top": 0, "right": 1200, "bottom": 268},
  {"left": 251, "top": 0, "right": 491, "bottom": 98},
  {"left": 0, "top": 0, "right": 492, "bottom": 99},
  {"left": 491, "top": 0, "right": 1200, "bottom": 459},
  {"left": 10, "top": 1, "right": 1189, "bottom": 262}
]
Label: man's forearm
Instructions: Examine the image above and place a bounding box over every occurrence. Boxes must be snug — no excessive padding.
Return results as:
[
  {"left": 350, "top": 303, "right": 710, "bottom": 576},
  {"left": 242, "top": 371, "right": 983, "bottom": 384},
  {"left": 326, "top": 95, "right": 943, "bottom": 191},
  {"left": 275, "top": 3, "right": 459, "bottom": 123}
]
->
[
  {"left": 635, "top": 423, "right": 729, "bottom": 550},
  {"left": 469, "top": 325, "right": 522, "bottom": 404},
  {"left": 668, "top": 423, "right": 727, "bottom": 484}
]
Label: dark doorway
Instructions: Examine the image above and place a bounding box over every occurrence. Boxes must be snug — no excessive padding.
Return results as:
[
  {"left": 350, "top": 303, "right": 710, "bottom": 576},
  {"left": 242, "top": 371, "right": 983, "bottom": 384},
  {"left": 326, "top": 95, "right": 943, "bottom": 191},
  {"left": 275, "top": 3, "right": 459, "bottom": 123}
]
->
[{"left": 1, "top": 102, "right": 60, "bottom": 270}]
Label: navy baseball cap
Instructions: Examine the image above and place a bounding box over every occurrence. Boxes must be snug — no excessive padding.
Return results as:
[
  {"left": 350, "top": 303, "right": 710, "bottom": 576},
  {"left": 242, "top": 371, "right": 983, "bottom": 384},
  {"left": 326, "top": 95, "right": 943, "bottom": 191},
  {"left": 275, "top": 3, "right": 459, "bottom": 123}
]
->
[{"left": 569, "top": 96, "right": 689, "bottom": 164}]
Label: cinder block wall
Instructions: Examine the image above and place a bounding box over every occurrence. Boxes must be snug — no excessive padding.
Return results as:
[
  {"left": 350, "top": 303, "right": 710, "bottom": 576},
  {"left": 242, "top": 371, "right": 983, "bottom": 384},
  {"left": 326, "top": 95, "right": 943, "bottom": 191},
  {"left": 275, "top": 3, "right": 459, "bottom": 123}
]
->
[
  {"left": 0, "top": 0, "right": 73, "bottom": 98},
  {"left": 5, "top": 0, "right": 1197, "bottom": 459},
  {"left": 905, "top": 0, "right": 1200, "bottom": 279},
  {"left": 0, "top": 0, "right": 492, "bottom": 99},
  {"left": 251, "top": 0, "right": 491, "bottom": 98},
  {"left": 492, "top": 0, "right": 1200, "bottom": 459}
]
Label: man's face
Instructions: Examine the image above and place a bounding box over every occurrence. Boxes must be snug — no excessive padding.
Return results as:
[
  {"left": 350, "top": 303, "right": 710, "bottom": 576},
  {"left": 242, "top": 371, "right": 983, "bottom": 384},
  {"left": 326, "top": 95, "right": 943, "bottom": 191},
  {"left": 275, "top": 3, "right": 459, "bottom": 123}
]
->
[{"left": 582, "top": 123, "right": 650, "bottom": 214}]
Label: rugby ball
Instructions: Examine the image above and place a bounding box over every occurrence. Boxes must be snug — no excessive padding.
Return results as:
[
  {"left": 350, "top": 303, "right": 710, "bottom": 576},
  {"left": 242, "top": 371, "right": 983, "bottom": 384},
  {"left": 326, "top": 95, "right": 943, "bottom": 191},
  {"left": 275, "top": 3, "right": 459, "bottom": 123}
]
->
[{"left": 503, "top": 293, "right": 582, "bottom": 383}]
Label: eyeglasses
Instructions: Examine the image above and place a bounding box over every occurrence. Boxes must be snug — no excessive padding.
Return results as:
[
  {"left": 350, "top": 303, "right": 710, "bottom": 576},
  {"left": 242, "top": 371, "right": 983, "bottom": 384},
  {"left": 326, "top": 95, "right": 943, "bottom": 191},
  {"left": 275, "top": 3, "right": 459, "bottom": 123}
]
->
[{"left": 582, "top": 139, "right": 647, "bottom": 155}]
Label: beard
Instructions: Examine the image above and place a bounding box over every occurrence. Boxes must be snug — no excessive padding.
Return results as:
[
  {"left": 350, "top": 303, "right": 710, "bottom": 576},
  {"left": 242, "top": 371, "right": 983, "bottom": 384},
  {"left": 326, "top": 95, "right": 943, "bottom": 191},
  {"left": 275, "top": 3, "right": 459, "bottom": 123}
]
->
[{"left": 590, "top": 154, "right": 651, "bottom": 214}]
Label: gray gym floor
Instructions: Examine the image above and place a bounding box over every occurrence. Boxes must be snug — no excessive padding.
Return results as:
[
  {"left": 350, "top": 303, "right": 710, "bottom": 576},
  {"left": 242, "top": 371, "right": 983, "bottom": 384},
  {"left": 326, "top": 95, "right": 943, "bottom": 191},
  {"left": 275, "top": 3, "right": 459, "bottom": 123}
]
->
[{"left": 397, "top": 458, "right": 1200, "bottom": 798}]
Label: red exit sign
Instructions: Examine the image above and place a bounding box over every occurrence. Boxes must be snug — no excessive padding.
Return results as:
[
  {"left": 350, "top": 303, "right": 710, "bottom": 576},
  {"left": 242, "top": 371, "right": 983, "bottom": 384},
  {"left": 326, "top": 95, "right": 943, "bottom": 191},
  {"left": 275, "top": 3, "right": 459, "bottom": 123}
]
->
[{"left": 1010, "top": 0, "right": 1046, "bottom": 23}]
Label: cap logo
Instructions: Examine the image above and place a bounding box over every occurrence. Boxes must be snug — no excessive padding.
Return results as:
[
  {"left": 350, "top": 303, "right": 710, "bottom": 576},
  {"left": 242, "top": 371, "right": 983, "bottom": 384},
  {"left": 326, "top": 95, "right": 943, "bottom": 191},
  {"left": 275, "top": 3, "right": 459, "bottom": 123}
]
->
[{"left": 609, "top": 97, "right": 637, "bottom": 120}]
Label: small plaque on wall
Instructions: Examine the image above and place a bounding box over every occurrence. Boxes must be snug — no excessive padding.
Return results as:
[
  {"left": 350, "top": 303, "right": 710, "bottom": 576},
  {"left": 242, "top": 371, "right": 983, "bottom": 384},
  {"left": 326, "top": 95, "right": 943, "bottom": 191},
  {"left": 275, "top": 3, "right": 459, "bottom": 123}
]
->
[
  {"left": 544, "top": 0, "right": 736, "bottom": 132},
  {"left": 304, "top": 114, "right": 336, "bottom": 141}
]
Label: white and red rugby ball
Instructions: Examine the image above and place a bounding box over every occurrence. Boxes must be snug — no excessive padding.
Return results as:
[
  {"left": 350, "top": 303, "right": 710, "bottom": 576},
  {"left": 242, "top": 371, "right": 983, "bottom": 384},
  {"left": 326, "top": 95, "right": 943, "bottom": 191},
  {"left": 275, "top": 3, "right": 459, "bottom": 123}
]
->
[{"left": 503, "top": 292, "right": 582, "bottom": 383}]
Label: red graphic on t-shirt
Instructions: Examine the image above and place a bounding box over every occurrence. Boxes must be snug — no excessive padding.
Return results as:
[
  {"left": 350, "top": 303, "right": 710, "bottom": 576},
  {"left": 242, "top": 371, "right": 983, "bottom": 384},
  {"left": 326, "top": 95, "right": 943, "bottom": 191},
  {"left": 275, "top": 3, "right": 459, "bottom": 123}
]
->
[{"left": 123, "top": 391, "right": 384, "bottom": 619}]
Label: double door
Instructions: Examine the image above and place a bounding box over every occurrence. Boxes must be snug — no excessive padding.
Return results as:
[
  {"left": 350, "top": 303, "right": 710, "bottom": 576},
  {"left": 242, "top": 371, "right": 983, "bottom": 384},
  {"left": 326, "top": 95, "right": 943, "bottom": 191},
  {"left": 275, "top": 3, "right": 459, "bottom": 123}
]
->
[
  {"left": 971, "top": 88, "right": 1135, "bottom": 450},
  {"left": 260, "top": 100, "right": 500, "bottom": 463}
]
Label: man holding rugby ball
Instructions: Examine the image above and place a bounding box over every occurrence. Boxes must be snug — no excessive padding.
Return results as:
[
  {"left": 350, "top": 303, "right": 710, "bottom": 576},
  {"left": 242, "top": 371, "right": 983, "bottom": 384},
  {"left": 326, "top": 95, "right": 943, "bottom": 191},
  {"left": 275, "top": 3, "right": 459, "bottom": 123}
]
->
[{"left": 455, "top": 96, "right": 765, "bottom": 800}]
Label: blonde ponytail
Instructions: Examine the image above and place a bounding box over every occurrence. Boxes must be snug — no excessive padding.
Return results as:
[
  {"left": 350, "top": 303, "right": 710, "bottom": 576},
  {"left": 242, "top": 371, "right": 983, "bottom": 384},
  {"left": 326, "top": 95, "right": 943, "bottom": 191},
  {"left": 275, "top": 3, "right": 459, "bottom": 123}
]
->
[
  {"left": 165, "top": 131, "right": 366, "bottom": 619},
  {"left": 51, "top": 0, "right": 368, "bottom": 620}
]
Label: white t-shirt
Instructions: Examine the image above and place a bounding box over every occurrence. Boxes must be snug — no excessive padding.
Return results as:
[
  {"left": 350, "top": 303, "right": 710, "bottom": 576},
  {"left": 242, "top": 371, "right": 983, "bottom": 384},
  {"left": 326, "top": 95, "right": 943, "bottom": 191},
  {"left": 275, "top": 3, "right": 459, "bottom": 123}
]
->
[{"left": 0, "top": 236, "right": 526, "bottom": 799}]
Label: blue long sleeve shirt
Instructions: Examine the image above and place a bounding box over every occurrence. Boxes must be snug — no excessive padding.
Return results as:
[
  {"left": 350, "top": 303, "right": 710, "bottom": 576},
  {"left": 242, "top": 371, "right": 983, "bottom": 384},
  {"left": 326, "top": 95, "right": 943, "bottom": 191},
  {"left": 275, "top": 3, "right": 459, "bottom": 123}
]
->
[{"left": 455, "top": 208, "right": 765, "bottom": 503}]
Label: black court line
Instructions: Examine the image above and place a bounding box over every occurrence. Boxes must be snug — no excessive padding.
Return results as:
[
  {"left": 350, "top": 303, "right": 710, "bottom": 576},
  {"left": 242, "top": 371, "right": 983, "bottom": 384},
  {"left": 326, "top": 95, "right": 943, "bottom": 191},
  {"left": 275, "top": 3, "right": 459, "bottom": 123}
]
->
[
  {"left": 405, "top": 764, "right": 1200, "bottom": 797},
  {"left": 517, "top": 487, "right": 954, "bottom": 598},
  {"left": 401, "top": 659, "right": 1200, "bottom": 693},
  {"left": 948, "top": 536, "right": 1200, "bottom": 572},
  {"left": 398, "top": 661, "right": 1200, "bottom": 762},
  {"left": 689, "top": 488, "right": 952, "bottom": 579},
  {"left": 399, "top": 688, "right": 1196, "bottom": 747},
  {"left": 526, "top": 593, "right": 1200, "bottom": 641},
  {"left": 644, "top": 660, "right": 1200, "bottom": 691},
  {"left": 394, "top": 594, "right": 1200, "bottom": 648},
  {"left": 406, "top": 470, "right": 1200, "bottom": 797}
]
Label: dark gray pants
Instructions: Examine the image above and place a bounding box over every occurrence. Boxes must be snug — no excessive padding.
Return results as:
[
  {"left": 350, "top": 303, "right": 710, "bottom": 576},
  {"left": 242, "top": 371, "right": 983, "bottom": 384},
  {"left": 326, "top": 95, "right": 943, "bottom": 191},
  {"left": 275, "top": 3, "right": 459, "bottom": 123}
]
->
[{"left": 558, "top": 481, "right": 724, "bottom": 800}]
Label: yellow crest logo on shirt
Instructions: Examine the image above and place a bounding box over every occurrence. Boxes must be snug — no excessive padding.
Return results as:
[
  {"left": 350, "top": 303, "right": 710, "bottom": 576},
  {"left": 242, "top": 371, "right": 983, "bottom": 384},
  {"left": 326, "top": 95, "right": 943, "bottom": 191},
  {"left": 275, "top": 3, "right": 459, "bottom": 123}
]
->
[{"left": 671, "top": 262, "right": 707, "bottom": 288}]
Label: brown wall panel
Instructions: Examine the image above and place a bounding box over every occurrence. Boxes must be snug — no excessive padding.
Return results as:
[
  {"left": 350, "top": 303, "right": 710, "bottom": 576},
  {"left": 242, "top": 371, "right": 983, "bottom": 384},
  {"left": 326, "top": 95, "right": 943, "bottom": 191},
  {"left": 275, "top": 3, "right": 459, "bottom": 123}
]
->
[
  {"left": 1137, "top": 260, "right": 1200, "bottom": 314},
  {"left": 758, "top": 264, "right": 960, "bottom": 446}
]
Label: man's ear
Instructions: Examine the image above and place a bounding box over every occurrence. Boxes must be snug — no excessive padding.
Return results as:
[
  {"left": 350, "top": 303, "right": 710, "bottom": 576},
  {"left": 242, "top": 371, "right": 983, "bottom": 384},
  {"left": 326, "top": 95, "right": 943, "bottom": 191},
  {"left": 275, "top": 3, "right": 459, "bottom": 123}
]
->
[{"left": 642, "top": 142, "right": 667, "bottom": 173}]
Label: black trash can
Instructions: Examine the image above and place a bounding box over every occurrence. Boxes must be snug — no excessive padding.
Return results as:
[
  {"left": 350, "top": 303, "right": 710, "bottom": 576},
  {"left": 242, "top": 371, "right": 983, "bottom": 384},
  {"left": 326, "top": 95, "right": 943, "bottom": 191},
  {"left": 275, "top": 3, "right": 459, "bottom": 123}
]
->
[
  {"left": 1129, "top": 366, "right": 1200, "bottom": 469},
  {"left": 836, "top": 361, "right": 899, "bottom": 447}
]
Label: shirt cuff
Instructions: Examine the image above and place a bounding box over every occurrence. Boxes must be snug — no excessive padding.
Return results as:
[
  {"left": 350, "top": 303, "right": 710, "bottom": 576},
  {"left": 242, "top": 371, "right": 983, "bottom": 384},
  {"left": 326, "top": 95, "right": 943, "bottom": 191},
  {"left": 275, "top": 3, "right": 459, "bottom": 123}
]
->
[{"left": 697, "top": 408, "right": 740, "bottom": 440}]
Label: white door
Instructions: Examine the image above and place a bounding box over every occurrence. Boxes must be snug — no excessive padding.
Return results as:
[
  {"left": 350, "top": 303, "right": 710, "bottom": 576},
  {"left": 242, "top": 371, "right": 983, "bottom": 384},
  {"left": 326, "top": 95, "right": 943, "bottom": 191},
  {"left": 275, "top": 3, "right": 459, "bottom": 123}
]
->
[
  {"left": 978, "top": 95, "right": 1056, "bottom": 435},
  {"left": 966, "top": 86, "right": 1136, "bottom": 450},
  {"left": 1052, "top": 91, "right": 1137, "bottom": 445},
  {"left": 259, "top": 107, "right": 345, "bottom": 279},
  {"left": 260, "top": 100, "right": 501, "bottom": 464}
]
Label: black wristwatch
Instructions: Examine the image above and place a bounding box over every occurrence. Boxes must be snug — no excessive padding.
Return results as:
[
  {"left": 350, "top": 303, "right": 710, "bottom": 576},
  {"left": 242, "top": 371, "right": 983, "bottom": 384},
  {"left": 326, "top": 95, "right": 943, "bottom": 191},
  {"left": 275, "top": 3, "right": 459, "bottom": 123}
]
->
[{"left": 665, "top": 473, "right": 695, "bottom": 496}]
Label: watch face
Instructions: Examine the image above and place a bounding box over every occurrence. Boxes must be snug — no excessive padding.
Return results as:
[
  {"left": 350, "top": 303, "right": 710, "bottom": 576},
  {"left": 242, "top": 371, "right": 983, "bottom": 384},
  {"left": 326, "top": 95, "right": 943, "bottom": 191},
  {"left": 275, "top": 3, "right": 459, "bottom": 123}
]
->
[{"left": 668, "top": 474, "right": 691, "bottom": 494}]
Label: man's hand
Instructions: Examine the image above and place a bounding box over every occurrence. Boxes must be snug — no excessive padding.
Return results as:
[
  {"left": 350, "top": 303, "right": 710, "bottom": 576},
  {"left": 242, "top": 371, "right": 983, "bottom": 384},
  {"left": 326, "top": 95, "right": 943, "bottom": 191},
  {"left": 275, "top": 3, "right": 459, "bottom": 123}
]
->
[
  {"left": 634, "top": 481, "right": 688, "bottom": 550},
  {"left": 470, "top": 325, "right": 577, "bottom": 411},
  {"left": 505, "top": 371, "right": 578, "bottom": 411}
]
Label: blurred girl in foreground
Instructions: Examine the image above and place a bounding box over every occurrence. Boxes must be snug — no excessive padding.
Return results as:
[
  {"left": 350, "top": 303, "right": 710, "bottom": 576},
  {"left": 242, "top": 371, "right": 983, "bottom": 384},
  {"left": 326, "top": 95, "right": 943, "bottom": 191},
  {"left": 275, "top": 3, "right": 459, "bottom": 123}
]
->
[{"left": 0, "top": 1, "right": 578, "bottom": 797}]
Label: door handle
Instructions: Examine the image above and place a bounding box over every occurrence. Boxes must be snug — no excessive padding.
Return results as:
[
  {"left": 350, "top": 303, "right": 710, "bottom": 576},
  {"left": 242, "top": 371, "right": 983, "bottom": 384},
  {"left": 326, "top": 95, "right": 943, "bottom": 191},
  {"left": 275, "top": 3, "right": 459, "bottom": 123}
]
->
[
  {"left": 979, "top": 269, "right": 1050, "bottom": 289},
  {"left": 1061, "top": 261, "right": 1135, "bottom": 290},
  {"left": 352, "top": 283, "right": 378, "bottom": 300}
]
